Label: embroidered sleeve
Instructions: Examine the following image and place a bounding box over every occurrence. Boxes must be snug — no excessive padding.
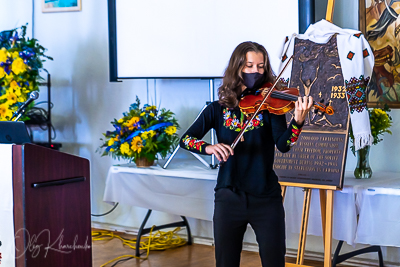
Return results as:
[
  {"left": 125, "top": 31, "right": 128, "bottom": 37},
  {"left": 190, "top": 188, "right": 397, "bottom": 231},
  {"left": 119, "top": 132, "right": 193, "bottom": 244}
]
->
[
  {"left": 287, "top": 124, "right": 302, "bottom": 147},
  {"left": 179, "top": 103, "right": 214, "bottom": 155},
  {"left": 181, "top": 135, "right": 209, "bottom": 154}
]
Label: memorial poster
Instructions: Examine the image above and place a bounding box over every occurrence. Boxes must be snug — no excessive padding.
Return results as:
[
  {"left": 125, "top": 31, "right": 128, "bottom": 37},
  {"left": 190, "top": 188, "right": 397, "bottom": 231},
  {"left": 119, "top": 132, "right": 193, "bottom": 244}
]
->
[{"left": 275, "top": 36, "right": 349, "bottom": 189}]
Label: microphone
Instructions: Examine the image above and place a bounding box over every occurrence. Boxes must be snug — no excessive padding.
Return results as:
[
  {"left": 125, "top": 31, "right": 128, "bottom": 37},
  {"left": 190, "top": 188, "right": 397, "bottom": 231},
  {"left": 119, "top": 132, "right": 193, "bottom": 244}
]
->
[{"left": 11, "top": 91, "right": 39, "bottom": 121}]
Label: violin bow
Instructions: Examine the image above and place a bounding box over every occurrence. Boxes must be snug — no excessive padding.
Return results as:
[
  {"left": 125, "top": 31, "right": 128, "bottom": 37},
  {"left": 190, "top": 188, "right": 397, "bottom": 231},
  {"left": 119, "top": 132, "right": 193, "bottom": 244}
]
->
[{"left": 230, "top": 55, "right": 294, "bottom": 151}]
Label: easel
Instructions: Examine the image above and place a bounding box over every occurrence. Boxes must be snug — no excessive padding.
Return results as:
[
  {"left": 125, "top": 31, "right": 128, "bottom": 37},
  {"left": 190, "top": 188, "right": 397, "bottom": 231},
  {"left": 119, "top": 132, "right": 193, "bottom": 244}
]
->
[
  {"left": 282, "top": 1, "right": 337, "bottom": 266},
  {"left": 281, "top": 182, "right": 337, "bottom": 267}
]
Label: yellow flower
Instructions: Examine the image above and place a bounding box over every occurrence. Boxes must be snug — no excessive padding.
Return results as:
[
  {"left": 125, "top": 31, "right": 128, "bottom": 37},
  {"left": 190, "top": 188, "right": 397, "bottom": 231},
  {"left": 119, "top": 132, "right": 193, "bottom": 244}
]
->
[
  {"left": 14, "top": 87, "right": 22, "bottom": 96},
  {"left": 141, "top": 131, "right": 149, "bottom": 140},
  {"left": 11, "top": 58, "right": 27, "bottom": 75},
  {"left": 118, "top": 118, "right": 124, "bottom": 123},
  {"left": 0, "top": 48, "right": 7, "bottom": 63},
  {"left": 140, "top": 112, "right": 145, "bottom": 116},
  {"left": 145, "top": 105, "right": 157, "bottom": 111},
  {"left": 0, "top": 103, "right": 13, "bottom": 119},
  {"left": 0, "top": 67, "right": 5, "bottom": 78},
  {"left": 127, "top": 117, "right": 140, "bottom": 126},
  {"left": 108, "top": 138, "right": 115, "bottom": 146},
  {"left": 17, "top": 94, "right": 27, "bottom": 103},
  {"left": 6, "top": 91, "right": 17, "bottom": 104},
  {"left": 141, "top": 131, "right": 155, "bottom": 140},
  {"left": 149, "top": 113, "right": 155, "bottom": 117},
  {"left": 165, "top": 126, "right": 176, "bottom": 135},
  {"left": 131, "top": 136, "right": 144, "bottom": 153},
  {"left": 120, "top": 142, "right": 132, "bottom": 156},
  {"left": 10, "top": 80, "right": 20, "bottom": 90},
  {"left": 11, "top": 51, "right": 20, "bottom": 59},
  {"left": 110, "top": 148, "right": 115, "bottom": 152}
]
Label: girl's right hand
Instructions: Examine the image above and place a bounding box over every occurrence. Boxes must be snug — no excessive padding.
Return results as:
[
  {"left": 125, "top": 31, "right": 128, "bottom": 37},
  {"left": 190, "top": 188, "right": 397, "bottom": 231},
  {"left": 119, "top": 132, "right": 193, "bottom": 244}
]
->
[{"left": 205, "top": 143, "right": 234, "bottom": 162}]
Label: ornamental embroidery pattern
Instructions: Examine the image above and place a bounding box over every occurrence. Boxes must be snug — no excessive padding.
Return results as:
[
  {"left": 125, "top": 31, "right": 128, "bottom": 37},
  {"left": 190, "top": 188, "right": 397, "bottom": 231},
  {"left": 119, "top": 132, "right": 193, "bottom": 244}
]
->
[
  {"left": 182, "top": 135, "right": 205, "bottom": 152},
  {"left": 287, "top": 125, "right": 302, "bottom": 147},
  {"left": 223, "top": 109, "right": 263, "bottom": 132},
  {"left": 279, "top": 78, "right": 290, "bottom": 87},
  {"left": 347, "top": 51, "right": 355, "bottom": 60},
  {"left": 345, "top": 75, "right": 370, "bottom": 114},
  {"left": 363, "top": 48, "right": 370, "bottom": 58}
]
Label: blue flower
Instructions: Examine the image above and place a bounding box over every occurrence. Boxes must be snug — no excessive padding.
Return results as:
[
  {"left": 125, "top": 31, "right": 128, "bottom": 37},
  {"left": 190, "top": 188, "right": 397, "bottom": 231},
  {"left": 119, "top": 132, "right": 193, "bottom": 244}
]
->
[
  {"left": 113, "top": 124, "right": 121, "bottom": 132},
  {"left": 130, "top": 103, "right": 139, "bottom": 110}
]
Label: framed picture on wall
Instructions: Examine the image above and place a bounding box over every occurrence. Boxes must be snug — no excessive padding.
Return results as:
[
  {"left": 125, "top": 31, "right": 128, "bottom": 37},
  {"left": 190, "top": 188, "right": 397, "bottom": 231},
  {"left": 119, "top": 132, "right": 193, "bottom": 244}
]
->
[
  {"left": 359, "top": 0, "right": 400, "bottom": 108},
  {"left": 42, "top": 0, "right": 82, "bottom": 13}
]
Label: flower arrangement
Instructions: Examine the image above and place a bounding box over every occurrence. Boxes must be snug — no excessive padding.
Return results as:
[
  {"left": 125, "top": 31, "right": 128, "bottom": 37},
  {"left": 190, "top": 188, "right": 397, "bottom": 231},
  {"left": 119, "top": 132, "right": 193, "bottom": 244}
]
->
[
  {"left": 350, "top": 105, "right": 392, "bottom": 154},
  {"left": 99, "top": 96, "right": 180, "bottom": 164},
  {"left": 0, "top": 25, "right": 52, "bottom": 121}
]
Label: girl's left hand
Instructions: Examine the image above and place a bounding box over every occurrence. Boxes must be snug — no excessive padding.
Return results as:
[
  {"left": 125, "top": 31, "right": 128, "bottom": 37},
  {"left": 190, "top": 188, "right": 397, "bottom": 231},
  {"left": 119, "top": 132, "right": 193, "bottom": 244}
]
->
[{"left": 294, "top": 96, "right": 313, "bottom": 125}]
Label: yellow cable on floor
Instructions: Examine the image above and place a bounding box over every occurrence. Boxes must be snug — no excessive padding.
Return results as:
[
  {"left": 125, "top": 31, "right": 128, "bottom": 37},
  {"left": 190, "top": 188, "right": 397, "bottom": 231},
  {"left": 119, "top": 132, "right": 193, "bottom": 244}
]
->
[{"left": 92, "top": 226, "right": 187, "bottom": 267}]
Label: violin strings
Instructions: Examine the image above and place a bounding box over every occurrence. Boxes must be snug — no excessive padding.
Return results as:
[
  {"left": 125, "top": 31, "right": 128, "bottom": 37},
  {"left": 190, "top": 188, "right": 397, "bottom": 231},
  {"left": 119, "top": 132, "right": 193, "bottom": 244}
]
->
[
  {"left": 271, "top": 91, "right": 317, "bottom": 105},
  {"left": 270, "top": 91, "right": 298, "bottom": 101}
]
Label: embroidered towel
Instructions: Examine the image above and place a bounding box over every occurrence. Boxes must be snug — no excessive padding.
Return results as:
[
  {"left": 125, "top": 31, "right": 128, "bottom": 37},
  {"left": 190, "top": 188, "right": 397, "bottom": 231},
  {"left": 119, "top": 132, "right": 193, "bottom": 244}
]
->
[{"left": 278, "top": 19, "right": 374, "bottom": 151}]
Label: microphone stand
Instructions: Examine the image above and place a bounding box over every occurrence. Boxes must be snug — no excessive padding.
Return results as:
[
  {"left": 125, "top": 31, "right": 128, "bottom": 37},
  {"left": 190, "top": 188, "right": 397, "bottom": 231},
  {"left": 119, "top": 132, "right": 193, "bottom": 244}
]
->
[
  {"left": 11, "top": 92, "right": 39, "bottom": 121},
  {"left": 12, "top": 108, "right": 27, "bottom": 122}
]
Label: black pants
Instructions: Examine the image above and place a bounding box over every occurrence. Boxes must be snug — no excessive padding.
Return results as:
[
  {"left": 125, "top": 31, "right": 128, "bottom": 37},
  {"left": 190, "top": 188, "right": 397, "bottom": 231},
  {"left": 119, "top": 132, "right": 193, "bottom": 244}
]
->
[{"left": 213, "top": 188, "right": 286, "bottom": 267}]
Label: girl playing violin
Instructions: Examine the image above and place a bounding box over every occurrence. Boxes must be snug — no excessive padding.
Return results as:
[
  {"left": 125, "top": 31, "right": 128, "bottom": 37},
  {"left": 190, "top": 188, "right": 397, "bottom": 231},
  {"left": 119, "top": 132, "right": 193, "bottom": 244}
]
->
[{"left": 180, "top": 41, "right": 313, "bottom": 267}]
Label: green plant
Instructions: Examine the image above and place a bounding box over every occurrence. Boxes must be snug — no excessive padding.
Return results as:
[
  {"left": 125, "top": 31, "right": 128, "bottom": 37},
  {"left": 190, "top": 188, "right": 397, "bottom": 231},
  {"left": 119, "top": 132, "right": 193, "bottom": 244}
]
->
[
  {"left": 0, "top": 25, "right": 52, "bottom": 121},
  {"left": 350, "top": 104, "right": 392, "bottom": 155},
  {"left": 99, "top": 96, "right": 180, "bottom": 162}
]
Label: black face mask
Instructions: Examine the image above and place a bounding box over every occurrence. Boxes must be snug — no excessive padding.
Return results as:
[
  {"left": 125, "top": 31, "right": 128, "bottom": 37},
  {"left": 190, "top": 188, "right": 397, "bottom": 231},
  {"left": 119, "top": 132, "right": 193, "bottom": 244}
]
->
[{"left": 242, "top": 72, "right": 264, "bottom": 90}]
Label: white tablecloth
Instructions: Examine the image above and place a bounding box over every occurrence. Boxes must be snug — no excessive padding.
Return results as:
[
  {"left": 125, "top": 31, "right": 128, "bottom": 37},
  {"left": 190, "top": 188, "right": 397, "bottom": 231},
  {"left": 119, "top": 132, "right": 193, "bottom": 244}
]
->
[
  {"left": 104, "top": 159, "right": 218, "bottom": 221},
  {"left": 103, "top": 159, "right": 400, "bottom": 247}
]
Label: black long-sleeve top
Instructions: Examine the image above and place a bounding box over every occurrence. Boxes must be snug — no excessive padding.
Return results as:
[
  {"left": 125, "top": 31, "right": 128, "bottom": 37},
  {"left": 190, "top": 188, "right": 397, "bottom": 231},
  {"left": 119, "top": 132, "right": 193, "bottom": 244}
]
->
[{"left": 180, "top": 101, "right": 302, "bottom": 197}]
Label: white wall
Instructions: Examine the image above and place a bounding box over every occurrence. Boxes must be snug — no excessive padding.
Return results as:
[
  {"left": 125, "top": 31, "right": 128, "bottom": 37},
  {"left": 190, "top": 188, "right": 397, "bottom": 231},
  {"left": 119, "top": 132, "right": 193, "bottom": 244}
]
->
[
  {"left": 29, "top": 0, "right": 400, "bottom": 263},
  {"left": 0, "top": 0, "right": 32, "bottom": 37}
]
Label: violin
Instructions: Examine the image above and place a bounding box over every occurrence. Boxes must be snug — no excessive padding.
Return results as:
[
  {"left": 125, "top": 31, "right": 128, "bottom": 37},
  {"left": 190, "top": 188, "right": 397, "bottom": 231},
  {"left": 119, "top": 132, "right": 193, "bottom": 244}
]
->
[
  {"left": 239, "top": 83, "right": 299, "bottom": 116},
  {"left": 239, "top": 83, "right": 335, "bottom": 117}
]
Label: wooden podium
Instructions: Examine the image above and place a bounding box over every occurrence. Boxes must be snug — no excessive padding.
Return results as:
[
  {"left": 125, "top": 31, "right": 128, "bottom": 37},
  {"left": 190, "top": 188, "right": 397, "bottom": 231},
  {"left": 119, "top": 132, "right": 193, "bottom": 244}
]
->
[{"left": 12, "top": 144, "right": 92, "bottom": 267}]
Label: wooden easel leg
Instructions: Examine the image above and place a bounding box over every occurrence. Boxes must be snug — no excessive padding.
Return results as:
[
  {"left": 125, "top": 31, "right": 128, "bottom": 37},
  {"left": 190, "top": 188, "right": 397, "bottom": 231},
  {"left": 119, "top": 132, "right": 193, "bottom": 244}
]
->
[
  {"left": 324, "top": 190, "right": 334, "bottom": 267},
  {"left": 297, "top": 188, "right": 312, "bottom": 265},
  {"left": 281, "top": 185, "right": 287, "bottom": 201},
  {"left": 326, "top": 0, "right": 335, "bottom": 22},
  {"left": 320, "top": 189, "right": 327, "bottom": 245}
]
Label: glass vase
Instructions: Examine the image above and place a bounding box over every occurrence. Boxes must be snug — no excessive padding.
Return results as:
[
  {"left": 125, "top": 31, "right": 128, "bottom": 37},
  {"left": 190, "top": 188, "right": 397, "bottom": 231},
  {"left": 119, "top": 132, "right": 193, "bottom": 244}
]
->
[{"left": 354, "top": 145, "right": 372, "bottom": 179}]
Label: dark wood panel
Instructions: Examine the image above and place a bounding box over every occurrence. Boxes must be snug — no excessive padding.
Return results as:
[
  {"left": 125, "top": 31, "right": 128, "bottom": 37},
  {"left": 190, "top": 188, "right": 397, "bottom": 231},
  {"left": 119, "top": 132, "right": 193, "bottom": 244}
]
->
[{"left": 20, "top": 144, "right": 92, "bottom": 267}]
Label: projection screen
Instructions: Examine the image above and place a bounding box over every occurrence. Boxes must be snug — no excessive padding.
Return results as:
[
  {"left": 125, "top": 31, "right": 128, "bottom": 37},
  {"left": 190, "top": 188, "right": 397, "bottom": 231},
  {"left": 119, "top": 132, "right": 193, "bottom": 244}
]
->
[{"left": 109, "top": 0, "right": 300, "bottom": 80}]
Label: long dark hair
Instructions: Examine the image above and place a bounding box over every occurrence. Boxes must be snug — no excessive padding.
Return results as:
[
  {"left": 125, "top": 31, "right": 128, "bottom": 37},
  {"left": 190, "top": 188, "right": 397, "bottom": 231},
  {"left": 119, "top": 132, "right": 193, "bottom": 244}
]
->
[{"left": 218, "top": 41, "right": 275, "bottom": 108}]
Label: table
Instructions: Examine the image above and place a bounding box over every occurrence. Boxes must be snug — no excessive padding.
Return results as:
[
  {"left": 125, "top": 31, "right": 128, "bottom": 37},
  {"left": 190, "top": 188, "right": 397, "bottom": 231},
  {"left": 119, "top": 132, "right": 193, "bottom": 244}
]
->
[
  {"left": 103, "top": 159, "right": 400, "bottom": 248},
  {"left": 104, "top": 159, "right": 218, "bottom": 221}
]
